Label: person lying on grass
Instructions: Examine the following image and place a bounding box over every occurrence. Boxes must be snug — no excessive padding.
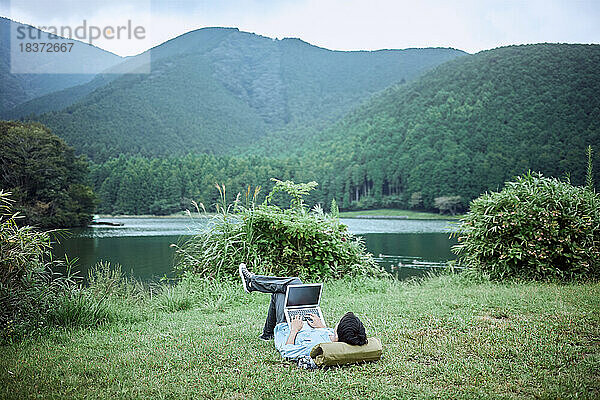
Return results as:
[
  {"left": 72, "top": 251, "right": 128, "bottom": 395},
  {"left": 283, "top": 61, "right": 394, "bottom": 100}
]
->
[{"left": 239, "top": 263, "right": 367, "bottom": 360}]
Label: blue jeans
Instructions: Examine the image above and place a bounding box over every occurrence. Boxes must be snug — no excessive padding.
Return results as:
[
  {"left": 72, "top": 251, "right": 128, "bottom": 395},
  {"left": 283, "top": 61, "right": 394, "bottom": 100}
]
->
[{"left": 249, "top": 274, "right": 303, "bottom": 336}]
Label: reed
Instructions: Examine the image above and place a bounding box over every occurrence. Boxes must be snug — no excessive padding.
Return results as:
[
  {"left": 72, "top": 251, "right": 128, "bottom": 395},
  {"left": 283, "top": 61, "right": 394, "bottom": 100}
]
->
[{"left": 173, "top": 180, "right": 382, "bottom": 280}]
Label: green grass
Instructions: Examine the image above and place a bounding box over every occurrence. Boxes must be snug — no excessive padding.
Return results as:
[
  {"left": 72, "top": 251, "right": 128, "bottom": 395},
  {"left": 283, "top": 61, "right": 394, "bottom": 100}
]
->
[
  {"left": 1, "top": 274, "right": 599, "bottom": 399},
  {"left": 339, "top": 209, "right": 463, "bottom": 220}
]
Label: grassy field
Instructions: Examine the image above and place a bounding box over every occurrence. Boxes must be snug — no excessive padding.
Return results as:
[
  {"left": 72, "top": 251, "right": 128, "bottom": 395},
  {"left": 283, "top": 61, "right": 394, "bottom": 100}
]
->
[
  {"left": 1, "top": 274, "right": 599, "bottom": 399},
  {"left": 339, "top": 209, "right": 462, "bottom": 220}
]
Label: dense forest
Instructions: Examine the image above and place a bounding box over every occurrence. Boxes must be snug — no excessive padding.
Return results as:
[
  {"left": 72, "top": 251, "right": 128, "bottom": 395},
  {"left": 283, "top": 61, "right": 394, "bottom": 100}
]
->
[
  {"left": 91, "top": 155, "right": 299, "bottom": 214},
  {"left": 89, "top": 154, "right": 394, "bottom": 215},
  {"left": 0, "top": 121, "right": 95, "bottom": 227},
  {"left": 19, "top": 28, "right": 464, "bottom": 162},
  {"left": 89, "top": 44, "right": 600, "bottom": 214},
  {"left": 292, "top": 43, "right": 600, "bottom": 210}
]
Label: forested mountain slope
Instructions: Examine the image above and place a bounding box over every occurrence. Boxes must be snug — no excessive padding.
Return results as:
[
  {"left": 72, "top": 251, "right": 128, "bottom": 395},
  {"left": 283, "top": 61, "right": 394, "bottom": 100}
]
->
[
  {"left": 29, "top": 27, "right": 465, "bottom": 161},
  {"left": 81, "top": 44, "right": 600, "bottom": 214},
  {"left": 0, "top": 17, "right": 122, "bottom": 115},
  {"left": 313, "top": 43, "right": 600, "bottom": 209},
  {"left": 4, "top": 27, "right": 239, "bottom": 119}
]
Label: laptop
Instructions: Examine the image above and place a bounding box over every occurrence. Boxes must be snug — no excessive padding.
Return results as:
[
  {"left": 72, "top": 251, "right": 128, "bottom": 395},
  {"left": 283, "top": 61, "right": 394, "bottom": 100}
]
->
[{"left": 284, "top": 283, "right": 326, "bottom": 329}]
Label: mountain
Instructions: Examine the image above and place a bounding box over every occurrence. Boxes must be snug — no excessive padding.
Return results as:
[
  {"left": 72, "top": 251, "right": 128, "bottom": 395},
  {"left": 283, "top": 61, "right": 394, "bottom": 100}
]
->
[
  {"left": 23, "top": 27, "right": 465, "bottom": 161},
  {"left": 3, "top": 74, "right": 116, "bottom": 118},
  {"left": 3, "top": 26, "right": 236, "bottom": 120},
  {"left": 0, "top": 17, "right": 123, "bottom": 115},
  {"left": 312, "top": 43, "right": 600, "bottom": 209},
  {"left": 54, "top": 43, "right": 600, "bottom": 215}
]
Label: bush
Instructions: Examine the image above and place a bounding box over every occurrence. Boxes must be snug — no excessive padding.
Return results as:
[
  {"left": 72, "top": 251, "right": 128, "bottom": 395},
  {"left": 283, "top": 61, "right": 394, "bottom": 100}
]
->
[
  {"left": 452, "top": 172, "right": 600, "bottom": 280},
  {"left": 0, "top": 191, "right": 62, "bottom": 342},
  {"left": 434, "top": 195, "right": 463, "bottom": 215},
  {"left": 154, "top": 285, "right": 194, "bottom": 313},
  {"left": 174, "top": 180, "right": 381, "bottom": 280},
  {"left": 0, "top": 191, "right": 119, "bottom": 343}
]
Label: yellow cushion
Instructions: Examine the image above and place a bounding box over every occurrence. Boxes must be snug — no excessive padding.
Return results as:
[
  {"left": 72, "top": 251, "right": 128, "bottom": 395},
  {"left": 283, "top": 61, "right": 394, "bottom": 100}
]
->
[{"left": 310, "top": 337, "right": 382, "bottom": 366}]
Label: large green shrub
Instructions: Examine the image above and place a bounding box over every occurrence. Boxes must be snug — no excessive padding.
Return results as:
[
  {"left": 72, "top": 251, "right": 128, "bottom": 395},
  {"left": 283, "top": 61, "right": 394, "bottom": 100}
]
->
[
  {"left": 174, "top": 180, "right": 380, "bottom": 280},
  {"left": 452, "top": 172, "right": 600, "bottom": 280}
]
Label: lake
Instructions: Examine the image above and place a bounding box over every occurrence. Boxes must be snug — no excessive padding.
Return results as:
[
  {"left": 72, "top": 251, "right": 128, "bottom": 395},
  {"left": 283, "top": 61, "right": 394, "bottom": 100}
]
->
[{"left": 51, "top": 217, "right": 459, "bottom": 281}]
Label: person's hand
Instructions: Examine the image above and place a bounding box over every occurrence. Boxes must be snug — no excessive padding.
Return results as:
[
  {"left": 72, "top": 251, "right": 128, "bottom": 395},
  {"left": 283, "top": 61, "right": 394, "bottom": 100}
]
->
[
  {"left": 290, "top": 315, "right": 303, "bottom": 332},
  {"left": 307, "top": 314, "right": 325, "bottom": 328}
]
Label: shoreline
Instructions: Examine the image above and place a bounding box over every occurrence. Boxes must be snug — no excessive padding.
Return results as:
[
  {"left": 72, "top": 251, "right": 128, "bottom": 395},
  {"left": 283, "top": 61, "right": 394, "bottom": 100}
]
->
[
  {"left": 341, "top": 215, "right": 460, "bottom": 221},
  {"left": 95, "top": 213, "right": 199, "bottom": 219},
  {"left": 95, "top": 209, "right": 463, "bottom": 221},
  {"left": 340, "top": 208, "right": 463, "bottom": 220}
]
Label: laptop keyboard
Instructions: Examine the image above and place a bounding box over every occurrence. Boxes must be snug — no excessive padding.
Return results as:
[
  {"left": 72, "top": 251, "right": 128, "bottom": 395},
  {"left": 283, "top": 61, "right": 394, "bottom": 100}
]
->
[{"left": 288, "top": 308, "right": 319, "bottom": 321}]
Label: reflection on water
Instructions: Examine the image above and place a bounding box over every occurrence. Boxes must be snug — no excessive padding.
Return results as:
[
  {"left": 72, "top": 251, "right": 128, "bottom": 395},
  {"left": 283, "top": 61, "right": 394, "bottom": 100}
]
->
[
  {"left": 73, "top": 217, "right": 457, "bottom": 237},
  {"left": 342, "top": 218, "right": 458, "bottom": 234},
  {"left": 51, "top": 217, "right": 459, "bottom": 281},
  {"left": 362, "top": 232, "right": 458, "bottom": 280},
  {"left": 362, "top": 232, "right": 456, "bottom": 261},
  {"left": 52, "top": 235, "right": 184, "bottom": 280},
  {"left": 71, "top": 217, "right": 210, "bottom": 237},
  {"left": 373, "top": 255, "right": 461, "bottom": 280}
]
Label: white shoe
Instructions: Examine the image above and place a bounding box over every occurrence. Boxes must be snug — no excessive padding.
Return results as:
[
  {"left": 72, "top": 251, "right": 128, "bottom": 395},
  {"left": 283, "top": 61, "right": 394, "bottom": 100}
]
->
[{"left": 239, "top": 263, "right": 253, "bottom": 293}]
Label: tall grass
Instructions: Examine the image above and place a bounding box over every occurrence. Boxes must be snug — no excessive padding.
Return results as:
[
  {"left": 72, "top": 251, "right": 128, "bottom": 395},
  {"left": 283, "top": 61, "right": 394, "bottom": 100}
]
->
[
  {"left": 174, "top": 180, "right": 382, "bottom": 280},
  {"left": 0, "top": 189, "right": 151, "bottom": 343},
  {"left": 0, "top": 191, "right": 81, "bottom": 342},
  {"left": 48, "top": 288, "right": 114, "bottom": 327},
  {"left": 154, "top": 274, "right": 246, "bottom": 313},
  {"left": 87, "top": 261, "right": 147, "bottom": 302},
  {"left": 172, "top": 183, "right": 262, "bottom": 278},
  {"left": 587, "top": 145, "right": 595, "bottom": 190}
]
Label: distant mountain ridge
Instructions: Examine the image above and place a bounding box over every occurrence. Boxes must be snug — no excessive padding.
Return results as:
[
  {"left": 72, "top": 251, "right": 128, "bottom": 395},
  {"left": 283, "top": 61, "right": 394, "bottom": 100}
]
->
[
  {"left": 0, "top": 17, "right": 123, "bottom": 115},
  {"left": 10, "top": 26, "right": 466, "bottom": 161}
]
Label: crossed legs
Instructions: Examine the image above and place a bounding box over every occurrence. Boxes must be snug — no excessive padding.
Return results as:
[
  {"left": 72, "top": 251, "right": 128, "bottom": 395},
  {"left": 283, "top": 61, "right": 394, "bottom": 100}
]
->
[{"left": 239, "top": 264, "right": 302, "bottom": 337}]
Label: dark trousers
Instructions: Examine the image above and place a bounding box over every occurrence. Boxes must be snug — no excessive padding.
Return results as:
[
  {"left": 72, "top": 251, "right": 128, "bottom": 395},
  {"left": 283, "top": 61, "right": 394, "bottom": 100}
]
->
[{"left": 250, "top": 274, "right": 303, "bottom": 335}]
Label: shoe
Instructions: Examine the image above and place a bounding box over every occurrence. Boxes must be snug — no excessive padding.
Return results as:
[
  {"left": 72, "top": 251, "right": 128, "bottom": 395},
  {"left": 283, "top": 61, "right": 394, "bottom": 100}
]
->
[
  {"left": 239, "top": 263, "right": 254, "bottom": 293},
  {"left": 258, "top": 332, "right": 274, "bottom": 341},
  {"left": 297, "top": 355, "right": 318, "bottom": 370}
]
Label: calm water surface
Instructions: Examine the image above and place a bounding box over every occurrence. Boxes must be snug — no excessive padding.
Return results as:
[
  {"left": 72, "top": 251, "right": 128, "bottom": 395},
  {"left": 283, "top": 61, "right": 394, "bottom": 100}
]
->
[{"left": 51, "top": 217, "right": 459, "bottom": 281}]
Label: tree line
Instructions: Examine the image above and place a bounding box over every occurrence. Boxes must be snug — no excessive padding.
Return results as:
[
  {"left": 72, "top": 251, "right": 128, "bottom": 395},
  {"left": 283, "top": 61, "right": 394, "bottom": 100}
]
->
[{"left": 0, "top": 121, "right": 95, "bottom": 227}]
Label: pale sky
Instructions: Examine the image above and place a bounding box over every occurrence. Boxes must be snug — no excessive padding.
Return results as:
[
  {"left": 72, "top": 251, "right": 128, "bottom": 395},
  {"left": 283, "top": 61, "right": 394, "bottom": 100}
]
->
[{"left": 1, "top": 0, "right": 599, "bottom": 57}]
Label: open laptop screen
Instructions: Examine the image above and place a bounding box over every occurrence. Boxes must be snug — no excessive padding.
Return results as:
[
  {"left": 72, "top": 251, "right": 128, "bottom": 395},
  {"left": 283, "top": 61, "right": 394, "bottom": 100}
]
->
[{"left": 286, "top": 285, "right": 321, "bottom": 307}]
